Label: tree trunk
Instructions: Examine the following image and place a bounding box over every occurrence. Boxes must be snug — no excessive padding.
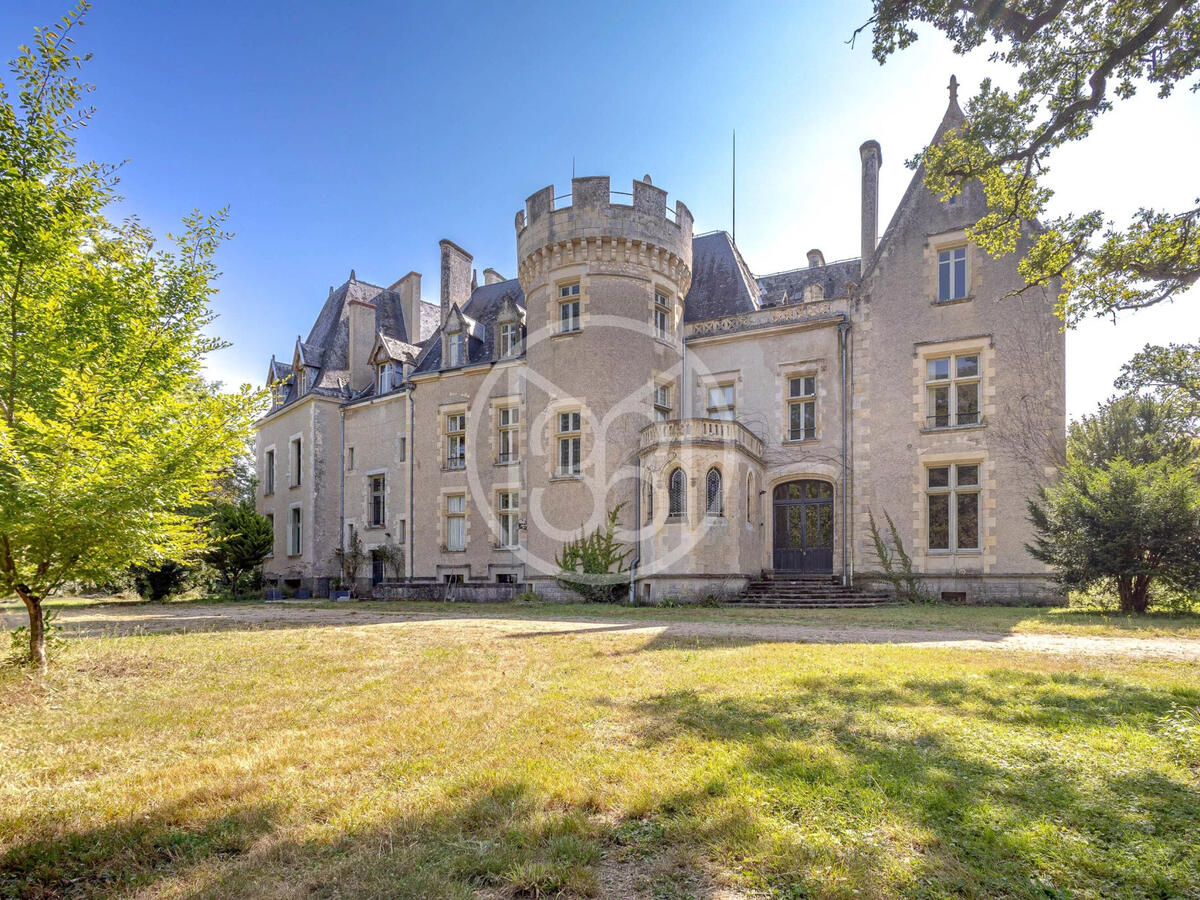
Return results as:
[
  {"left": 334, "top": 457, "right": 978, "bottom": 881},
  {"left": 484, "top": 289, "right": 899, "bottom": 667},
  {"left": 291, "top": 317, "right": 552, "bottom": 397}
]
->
[
  {"left": 17, "top": 588, "right": 47, "bottom": 673},
  {"left": 1116, "top": 576, "right": 1152, "bottom": 614}
]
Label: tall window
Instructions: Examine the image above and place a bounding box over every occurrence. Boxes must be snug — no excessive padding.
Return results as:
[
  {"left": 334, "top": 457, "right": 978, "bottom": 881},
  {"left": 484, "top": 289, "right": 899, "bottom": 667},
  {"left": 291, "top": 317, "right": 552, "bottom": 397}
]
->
[
  {"left": 653, "top": 291, "right": 671, "bottom": 339},
  {"left": 369, "top": 474, "right": 386, "bottom": 527},
  {"left": 927, "top": 463, "right": 981, "bottom": 552},
  {"left": 346, "top": 447, "right": 355, "bottom": 471},
  {"left": 557, "top": 411, "right": 581, "bottom": 476},
  {"left": 446, "top": 494, "right": 466, "bottom": 550},
  {"left": 378, "top": 362, "right": 398, "bottom": 394},
  {"left": 498, "top": 407, "right": 520, "bottom": 463},
  {"left": 653, "top": 384, "right": 672, "bottom": 422},
  {"left": 288, "top": 507, "right": 302, "bottom": 556},
  {"left": 926, "top": 353, "right": 980, "bottom": 428},
  {"left": 446, "top": 331, "right": 466, "bottom": 367},
  {"left": 788, "top": 375, "right": 817, "bottom": 441},
  {"left": 290, "top": 437, "right": 302, "bottom": 486},
  {"left": 265, "top": 513, "right": 274, "bottom": 557},
  {"left": 938, "top": 246, "right": 967, "bottom": 301},
  {"left": 446, "top": 413, "right": 466, "bottom": 468},
  {"left": 668, "top": 468, "right": 686, "bottom": 518},
  {"left": 558, "top": 283, "right": 581, "bottom": 333},
  {"left": 746, "top": 472, "right": 754, "bottom": 522},
  {"left": 264, "top": 450, "right": 275, "bottom": 495},
  {"left": 706, "top": 383, "right": 735, "bottom": 421},
  {"left": 706, "top": 467, "right": 723, "bottom": 517},
  {"left": 499, "top": 322, "right": 521, "bottom": 357},
  {"left": 498, "top": 491, "right": 519, "bottom": 548}
]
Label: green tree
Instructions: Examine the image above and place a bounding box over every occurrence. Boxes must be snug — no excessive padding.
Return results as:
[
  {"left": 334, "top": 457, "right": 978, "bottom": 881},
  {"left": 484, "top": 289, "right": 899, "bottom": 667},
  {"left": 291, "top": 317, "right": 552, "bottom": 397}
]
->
[
  {"left": 1067, "top": 395, "right": 1198, "bottom": 468},
  {"left": 1027, "top": 457, "right": 1200, "bottom": 612},
  {"left": 333, "top": 530, "right": 367, "bottom": 596},
  {"left": 1116, "top": 341, "right": 1200, "bottom": 423},
  {"left": 862, "top": 1, "right": 1200, "bottom": 323},
  {"left": 0, "top": 6, "right": 262, "bottom": 669},
  {"left": 203, "top": 502, "right": 273, "bottom": 595}
]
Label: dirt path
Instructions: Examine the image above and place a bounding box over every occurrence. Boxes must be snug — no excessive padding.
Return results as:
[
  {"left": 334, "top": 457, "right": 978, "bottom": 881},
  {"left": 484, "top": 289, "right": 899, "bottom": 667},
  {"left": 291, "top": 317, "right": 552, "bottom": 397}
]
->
[{"left": 7, "top": 602, "right": 1200, "bottom": 661}]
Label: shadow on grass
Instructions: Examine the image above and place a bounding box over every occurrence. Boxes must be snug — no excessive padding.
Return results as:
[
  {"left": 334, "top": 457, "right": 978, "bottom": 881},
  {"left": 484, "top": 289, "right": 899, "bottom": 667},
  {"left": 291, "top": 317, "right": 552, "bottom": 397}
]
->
[{"left": 630, "top": 672, "right": 1200, "bottom": 898}]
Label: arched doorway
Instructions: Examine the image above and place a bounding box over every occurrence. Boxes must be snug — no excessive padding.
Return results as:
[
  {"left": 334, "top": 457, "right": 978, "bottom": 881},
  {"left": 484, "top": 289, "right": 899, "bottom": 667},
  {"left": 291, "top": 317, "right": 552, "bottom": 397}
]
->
[{"left": 772, "top": 480, "right": 834, "bottom": 573}]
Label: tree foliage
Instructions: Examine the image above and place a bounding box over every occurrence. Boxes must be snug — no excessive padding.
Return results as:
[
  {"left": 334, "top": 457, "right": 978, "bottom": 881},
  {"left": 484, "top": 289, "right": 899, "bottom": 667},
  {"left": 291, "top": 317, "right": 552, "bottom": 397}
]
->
[
  {"left": 333, "top": 530, "right": 367, "bottom": 595},
  {"left": 555, "top": 505, "right": 632, "bottom": 603},
  {"left": 862, "top": 1, "right": 1200, "bottom": 323},
  {"left": 130, "top": 560, "right": 190, "bottom": 603},
  {"left": 203, "top": 502, "right": 273, "bottom": 595},
  {"left": 1028, "top": 457, "right": 1200, "bottom": 613},
  {"left": 1116, "top": 341, "right": 1200, "bottom": 423},
  {"left": 1067, "top": 394, "right": 1198, "bottom": 468},
  {"left": 0, "top": 5, "right": 262, "bottom": 668}
]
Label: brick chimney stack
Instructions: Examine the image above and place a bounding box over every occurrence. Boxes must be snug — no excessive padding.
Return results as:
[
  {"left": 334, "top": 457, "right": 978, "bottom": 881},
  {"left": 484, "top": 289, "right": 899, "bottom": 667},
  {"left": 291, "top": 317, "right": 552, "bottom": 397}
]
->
[
  {"left": 483, "top": 267, "right": 505, "bottom": 285},
  {"left": 390, "top": 271, "right": 423, "bottom": 343},
  {"left": 859, "top": 140, "right": 882, "bottom": 275}
]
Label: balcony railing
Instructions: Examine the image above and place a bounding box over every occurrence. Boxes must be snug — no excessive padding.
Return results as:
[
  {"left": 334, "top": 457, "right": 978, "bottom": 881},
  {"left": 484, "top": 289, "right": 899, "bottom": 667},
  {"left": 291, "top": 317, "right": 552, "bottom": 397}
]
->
[
  {"left": 640, "top": 418, "right": 764, "bottom": 458},
  {"left": 925, "top": 411, "right": 982, "bottom": 429}
]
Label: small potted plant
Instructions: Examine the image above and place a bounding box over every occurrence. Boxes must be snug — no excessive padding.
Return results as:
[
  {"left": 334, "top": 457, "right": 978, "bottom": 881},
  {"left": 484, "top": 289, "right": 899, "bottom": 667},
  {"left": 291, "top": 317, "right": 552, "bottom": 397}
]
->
[{"left": 330, "top": 576, "right": 351, "bottom": 602}]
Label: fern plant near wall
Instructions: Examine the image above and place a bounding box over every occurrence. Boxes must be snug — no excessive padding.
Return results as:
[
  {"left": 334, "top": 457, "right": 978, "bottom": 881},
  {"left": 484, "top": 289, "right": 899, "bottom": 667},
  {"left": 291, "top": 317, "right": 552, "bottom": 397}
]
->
[{"left": 867, "top": 509, "right": 934, "bottom": 604}]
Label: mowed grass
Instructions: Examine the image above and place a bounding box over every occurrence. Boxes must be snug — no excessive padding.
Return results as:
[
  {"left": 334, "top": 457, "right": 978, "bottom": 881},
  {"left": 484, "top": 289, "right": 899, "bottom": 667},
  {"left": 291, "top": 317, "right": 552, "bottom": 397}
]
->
[{"left": 2, "top": 617, "right": 1198, "bottom": 899}]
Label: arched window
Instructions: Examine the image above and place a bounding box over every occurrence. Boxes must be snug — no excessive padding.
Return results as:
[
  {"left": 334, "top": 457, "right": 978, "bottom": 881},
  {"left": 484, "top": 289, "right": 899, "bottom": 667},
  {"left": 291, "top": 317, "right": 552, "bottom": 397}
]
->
[
  {"left": 706, "top": 467, "right": 723, "bottom": 517},
  {"left": 668, "top": 468, "right": 686, "bottom": 518}
]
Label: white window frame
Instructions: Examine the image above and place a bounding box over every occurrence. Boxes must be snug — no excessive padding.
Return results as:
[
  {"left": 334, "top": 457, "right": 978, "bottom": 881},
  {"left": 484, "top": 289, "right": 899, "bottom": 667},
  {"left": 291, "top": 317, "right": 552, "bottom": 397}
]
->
[
  {"left": 497, "top": 491, "right": 519, "bottom": 548},
  {"left": 446, "top": 493, "right": 466, "bottom": 551},
  {"left": 556, "top": 410, "right": 582, "bottom": 477},
  {"left": 289, "top": 436, "right": 302, "bottom": 487},
  {"left": 706, "top": 383, "right": 735, "bottom": 421},
  {"left": 926, "top": 462, "right": 981, "bottom": 553},
  {"left": 925, "top": 353, "right": 981, "bottom": 428},
  {"left": 787, "top": 375, "right": 817, "bottom": 441},
  {"left": 446, "top": 331, "right": 466, "bottom": 367},
  {"left": 498, "top": 406, "right": 520, "bottom": 463},
  {"left": 653, "top": 384, "right": 672, "bottom": 422},
  {"left": 653, "top": 290, "right": 671, "bottom": 340},
  {"left": 446, "top": 413, "right": 466, "bottom": 469},
  {"left": 499, "top": 321, "right": 521, "bottom": 357},
  {"left": 264, "top": 448, "right": 275, "bottom": 495},
  {"left": 558, "top": 283, "right": 581, "bottom": 334},
  {"left": 937, "top": 246, "right": 968, "bottom": 302}
]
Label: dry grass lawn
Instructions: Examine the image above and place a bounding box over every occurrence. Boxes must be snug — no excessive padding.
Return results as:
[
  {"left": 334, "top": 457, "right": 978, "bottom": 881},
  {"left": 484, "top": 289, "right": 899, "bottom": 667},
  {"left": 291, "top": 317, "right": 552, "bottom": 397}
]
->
[{"left": 1, "top": 610, "right": 1198, "bottom": 899}]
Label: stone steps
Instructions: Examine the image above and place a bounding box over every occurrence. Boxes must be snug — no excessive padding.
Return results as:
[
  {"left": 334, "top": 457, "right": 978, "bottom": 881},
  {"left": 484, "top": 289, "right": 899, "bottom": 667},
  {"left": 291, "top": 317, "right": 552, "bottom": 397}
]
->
[{"left": 728, "top": 576, "right": 894, "bottom": 609}]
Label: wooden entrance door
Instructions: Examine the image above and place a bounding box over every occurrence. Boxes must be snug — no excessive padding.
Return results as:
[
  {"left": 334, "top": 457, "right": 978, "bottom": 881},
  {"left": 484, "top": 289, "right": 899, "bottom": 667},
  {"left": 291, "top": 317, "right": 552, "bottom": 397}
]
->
[{"left": 772, "top": 480, "right": 834, "bottom": 573}]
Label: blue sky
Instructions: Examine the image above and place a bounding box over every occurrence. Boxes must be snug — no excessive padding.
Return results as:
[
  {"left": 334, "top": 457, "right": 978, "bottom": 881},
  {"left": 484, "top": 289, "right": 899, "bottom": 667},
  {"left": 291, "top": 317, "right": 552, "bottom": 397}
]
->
[{"left": 2, "top": 1, "right": 1196, "bottom": 419}]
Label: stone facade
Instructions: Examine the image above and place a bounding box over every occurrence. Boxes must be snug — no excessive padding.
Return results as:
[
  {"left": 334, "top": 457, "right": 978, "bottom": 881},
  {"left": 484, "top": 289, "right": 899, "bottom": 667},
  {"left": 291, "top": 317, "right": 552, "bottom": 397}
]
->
[{"left": 255, "top": 89, "right": 1066, "bottom": 604}]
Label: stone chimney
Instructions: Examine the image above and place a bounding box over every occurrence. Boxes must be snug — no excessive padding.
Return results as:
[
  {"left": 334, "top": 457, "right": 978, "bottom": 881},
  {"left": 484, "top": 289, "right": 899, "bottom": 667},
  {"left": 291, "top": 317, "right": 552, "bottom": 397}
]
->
[
  {"left": 859, "top": 140, "right": 882, "bottom": 275},
  {"left": 389, "top": 271, "right": 423, "bottom": 343},
  {"left": 806, "top": 248, "right": 825, "bottom": 268},
  {"left": 483, "top": 267, "right": 505, "bottom": 285},
  {"left": 438, "top": 239, "right": 473, "bottom": 323}
]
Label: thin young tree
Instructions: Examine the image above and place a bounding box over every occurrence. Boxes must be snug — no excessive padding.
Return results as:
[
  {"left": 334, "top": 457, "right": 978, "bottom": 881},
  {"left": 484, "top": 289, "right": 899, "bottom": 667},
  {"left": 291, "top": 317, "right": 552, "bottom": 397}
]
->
[{"left": 0, "top": 5, "right": 262, "bottom": 669}]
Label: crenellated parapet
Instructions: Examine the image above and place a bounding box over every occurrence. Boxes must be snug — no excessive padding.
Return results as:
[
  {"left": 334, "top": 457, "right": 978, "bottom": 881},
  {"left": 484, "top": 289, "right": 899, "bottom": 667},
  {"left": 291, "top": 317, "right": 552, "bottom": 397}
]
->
[{"left": 515, "top": 176, "right": 693, "bottom": 294}]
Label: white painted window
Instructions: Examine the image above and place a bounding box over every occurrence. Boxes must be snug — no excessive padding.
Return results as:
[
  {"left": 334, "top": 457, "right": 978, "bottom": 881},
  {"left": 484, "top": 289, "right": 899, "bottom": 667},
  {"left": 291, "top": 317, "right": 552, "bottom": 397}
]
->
[
  {"left": 498, "top": 407, "right": 519, "bottom": 463},
  {"left": 938, "top": 246, "right": 968, "bottom": 301},
  {"left": 926, "top": 353, "right": 980, "bottom": 428},
  {"left": 558, "top": 283, "right": 581, "bottom": 333},
  {"left": 498, "top": 491, "right": 519, "bottom": 548},
  {"left": 706, "top": 384, "right": 735, "bottom": 421},
  {"left": 446, "top": 331, "right": 466, "bottom": 367},
  {"left": 446, "top": 413, "right": 466, "bottom": 468},
  {"left": 446, "top": 494, "right": 466, "bottom": 551},
  {"left": 499, "top": 322, "right": 521, "bottom": 357},
  {"left": 557, "top": 411, "right": 581, "bottom": 476},
  {"left": 378, "top": 362, "right": 398, "bottom": 394},
  {"left": 653, "top": 291, "right": 671, "bottom": 339},
  {"left": 927, "top": 463, "right": 980, "bottom": 552},
  {"left": 264, "top": 449, "right": 275, "bottom": 495},
  {"left": 653, "top": 384, "right": 672, "bottom": 422},
  {"left": 788, "top": 375, "right": 817, "bottom": 441}
]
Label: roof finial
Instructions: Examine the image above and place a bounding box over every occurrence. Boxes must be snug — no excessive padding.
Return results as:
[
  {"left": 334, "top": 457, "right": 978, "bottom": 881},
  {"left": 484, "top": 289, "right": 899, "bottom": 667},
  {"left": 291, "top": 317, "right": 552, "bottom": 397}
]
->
[
  {"left": 349, "top": 268, "right": 357, "bottom": 282},
  {"left": 948, "top": 74, "right": 958, "bottom": 103}
]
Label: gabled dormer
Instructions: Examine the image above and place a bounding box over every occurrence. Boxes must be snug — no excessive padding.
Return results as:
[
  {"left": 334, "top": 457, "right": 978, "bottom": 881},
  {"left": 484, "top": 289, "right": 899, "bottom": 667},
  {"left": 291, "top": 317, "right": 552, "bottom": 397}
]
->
[
  {"left": 293, "top": 338, "right": 322, "bottom": 397},
  {"left": 495, "top": 293, "right": 525, "bottom": 360},
  {"left": 267, "top": 356, "right": 293, "bottom": 409},
  {"left": 369, "top": 332, "right": 419, "bottom": 396},
  {"left": 441, "top": 303, "right": 480, "bottom": 370}
]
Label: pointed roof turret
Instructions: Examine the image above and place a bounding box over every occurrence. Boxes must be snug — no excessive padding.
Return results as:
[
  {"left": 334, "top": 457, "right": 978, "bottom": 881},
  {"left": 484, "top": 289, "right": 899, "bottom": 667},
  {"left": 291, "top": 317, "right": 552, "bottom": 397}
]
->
[{"left": 932, "top": 73, "right": 967, "bottom": 144}]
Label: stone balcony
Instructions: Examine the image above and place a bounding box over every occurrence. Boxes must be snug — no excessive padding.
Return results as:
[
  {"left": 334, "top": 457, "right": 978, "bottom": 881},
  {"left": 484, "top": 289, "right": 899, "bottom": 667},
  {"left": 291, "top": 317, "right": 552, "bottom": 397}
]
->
[{"left": 639, "top": 418, "right": 764, "bottom": 460}]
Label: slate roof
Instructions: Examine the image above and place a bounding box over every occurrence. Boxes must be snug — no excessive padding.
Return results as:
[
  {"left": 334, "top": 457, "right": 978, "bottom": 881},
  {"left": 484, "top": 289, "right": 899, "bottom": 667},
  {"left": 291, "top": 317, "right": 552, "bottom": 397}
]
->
[
  {"left": 414, "top": 278, "right": 525, "bottom": 375},
  {"left": 684, "top": 232, "right": 761, "bottom": 322},
  {"left": 270, "top": 273, "right": 422, "bottom": 406},
  {"left": 756, "top": 258, "right": 861, "bottom": 307}
]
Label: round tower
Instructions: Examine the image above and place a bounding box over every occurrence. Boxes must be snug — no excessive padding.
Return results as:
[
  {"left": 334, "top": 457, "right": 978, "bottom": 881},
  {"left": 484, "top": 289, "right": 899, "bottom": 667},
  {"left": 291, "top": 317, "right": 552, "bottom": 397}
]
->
[{"left": 514, "top": 175, "right": 693, "bottom": 573}]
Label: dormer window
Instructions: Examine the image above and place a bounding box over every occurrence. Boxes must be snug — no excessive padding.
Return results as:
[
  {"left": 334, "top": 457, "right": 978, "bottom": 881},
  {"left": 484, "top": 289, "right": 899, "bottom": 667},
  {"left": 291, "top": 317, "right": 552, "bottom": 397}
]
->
[
  {"left": 447, "top": 331, "right": 466, "bottom": 367},
  {"left": 499, "top": 322, "right": 521, "bottom": 358},
  {"left": 377, "top": 362, "right": 398, "bottom": 394}
]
